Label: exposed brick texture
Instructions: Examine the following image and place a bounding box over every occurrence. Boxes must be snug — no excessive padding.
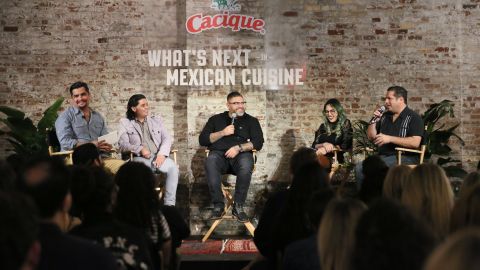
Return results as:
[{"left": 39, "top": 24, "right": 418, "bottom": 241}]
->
[{"left": 1, "top": 0, "right": 479, "bottom": 235}]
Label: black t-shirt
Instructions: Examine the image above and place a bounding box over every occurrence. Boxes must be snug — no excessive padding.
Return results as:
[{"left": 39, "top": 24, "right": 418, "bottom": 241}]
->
[
  {"left": 70, "top": 215, "right": 154, "bottom": 270},
  {"left": 376, "top": 106, "right": 424, "bottom": 156},
  {"left": 199, "top": 111, "right": 264, "bottom": 151}
]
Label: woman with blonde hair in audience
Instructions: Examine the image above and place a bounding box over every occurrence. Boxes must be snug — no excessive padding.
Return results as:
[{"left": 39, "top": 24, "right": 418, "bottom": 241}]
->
[
  {"left": 318, "top": 198, "right": 367, "bottom": 270},
  {"left": 424, "top": 228, "right": 480, "bottom": 270},
  {"left": 450, "top": 183, "right": 480, "bottom": 233},
  {"left": 401, "top": 163, "right": 454, "bottom": 240},
  {"left": 382, "top": 165, "right": 412, "bottom": 200}
]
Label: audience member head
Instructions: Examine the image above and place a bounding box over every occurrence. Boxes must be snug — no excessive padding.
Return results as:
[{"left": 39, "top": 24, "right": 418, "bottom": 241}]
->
[
  {"left": 6, "top": 154, "right": 26, "bottom": 190},
  {"left": 72, "top": 143, "right": 102, "bottom": 166},
  {"left": 0, "top": 159, "right": 16, "bottom": 191},
  {"left": 401, "top": 163, "right": 454, "bottom": 240},
  {"left": 459, "top": 172, "right": 480, "bottom": 198},
  {"left": 359, "top": 155, "right": 388, "bottom": 204},
  {"left": 0, "top": 192, "right": 40, "bottom": 270},
  {"left": 126, "top": 94, "right": 148, "bottom": 120},
  {"left": 70, "top": 166, "right": 116, "bottom": 221},
  {"left": 450, "top": 183, "right": 480, "bottom": 233},
  {"left": 289, "top": 147, "right": 318, "bottom": 175},
  {"left": 351, "top": 198, "right": 435, "bottom": 270},
  {"left": 114, "top": 162, "right": 158, "bottom": 228},
  {"left": 425, "top": 228, "right": 480, "bottom": 270},
  {"left": 23, "top": 157, "right": 72, "bottom": 224},
  {"left": 318, "top": 198, "right": 367, "bottom": 270},
  {"left": 289, "top": 162, "right": 329, "bottom": 205},
  {"left": 383, "top": 165, "right": 412, "bottom": 200},
  {"left": 308, "top": 188, "right": 336, "bottom": 231},
  {"left": 275, "top": 162, "right": 329, "bottom": 248}
]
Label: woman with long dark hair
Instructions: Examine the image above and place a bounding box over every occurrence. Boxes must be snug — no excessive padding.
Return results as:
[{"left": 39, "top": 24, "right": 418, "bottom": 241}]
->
[
  {"left": 271, "top": 162, "right": 330, "bottom": 263},
  {"left": 118, "top": 94, "right": 178, "bottom": 206},
  {"left": 312, "top": 98, "right": 353, "bottom": 163},
  {"left": 114, "top": 162, "right": 172, "bottom": 270}
]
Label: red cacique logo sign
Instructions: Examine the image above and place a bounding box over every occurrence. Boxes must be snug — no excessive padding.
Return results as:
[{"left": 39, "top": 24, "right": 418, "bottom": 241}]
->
[{"left": 186, "top": 0, "right": 266, "bottom": 35}]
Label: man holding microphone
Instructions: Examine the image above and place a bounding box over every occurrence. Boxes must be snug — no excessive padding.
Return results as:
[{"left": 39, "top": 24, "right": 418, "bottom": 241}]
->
[
  {"left": 199, "top": 91, "right": 264, "bottom": 222},
  {"left": 356, "top": 86, "right": 424, "bottom": 183}
]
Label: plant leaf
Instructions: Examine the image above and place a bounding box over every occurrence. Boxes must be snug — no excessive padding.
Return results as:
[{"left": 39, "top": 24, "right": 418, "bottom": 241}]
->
[
  {"left": 38, "top": 97, "right": 65, "bottom": 134},
  {"left": 0, "top": 106, "right": 25, "bottom": 119}
]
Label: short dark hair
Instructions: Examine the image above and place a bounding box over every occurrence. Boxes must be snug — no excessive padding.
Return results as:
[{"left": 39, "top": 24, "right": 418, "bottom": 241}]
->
[
  {"left": 24, "top": 157, "right": 71, "bottom": 219},
  {"left": 387, "top": 86, "right": 408, "bottom": 104},
  {"left": 72, "top": 143, "right": 100, "bottom": 166},
  {"left": 126, "top": 94, "right": 147, "bottom": 120},
  {"left": 69, "top": 81, "right": 90, "bottom": 96},
  {"left": 70, "top": 166, "right": 115, "bottom": 219},
  {"left": 227, "top": 91, "right": 243, "bottom": 101},
  {"left": 0, "top": 191, "right": 38, "bottom": 270},
  {"left": 290, "top": 147, "right": 318, "bottom": 174}
]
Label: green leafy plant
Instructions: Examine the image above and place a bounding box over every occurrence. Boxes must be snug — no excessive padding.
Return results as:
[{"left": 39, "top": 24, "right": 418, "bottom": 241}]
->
[
  {"left": 0, "top": 97, "right": 64, "bottom": 156},
  {"left": 422, "top": 100, "right": 466, "bottom": 177},
  {"left": 352, "top": 120, "right": 377, "bottom": 155}
]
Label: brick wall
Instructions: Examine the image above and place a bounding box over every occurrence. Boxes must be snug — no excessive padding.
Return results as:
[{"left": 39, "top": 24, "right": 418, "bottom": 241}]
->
[{"left": 1, "top": 0, "right": 479, "bottom": 235}]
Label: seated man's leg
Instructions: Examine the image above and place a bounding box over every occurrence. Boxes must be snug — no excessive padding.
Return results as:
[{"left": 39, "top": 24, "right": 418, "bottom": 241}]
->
[
  {"left": 205, "top": 151, "right": 228, "bottom": 216},
  {"left": 157, "top": 158, "right": 179, "bottom": 206},
  {"left": 231, "top": 152, "right": 254, "bottom": 222},
  {"left": 355, "top": 161, "right": 364, "bottom": 190},
  {"left": 103, "top": 158, "right": 126, "bottom": 174},
  {"left": 379, "top": 155, "right": 400, "bottom": 167},
  {"left": 132, "top": 156, "right": 153, "bottom": 168}
]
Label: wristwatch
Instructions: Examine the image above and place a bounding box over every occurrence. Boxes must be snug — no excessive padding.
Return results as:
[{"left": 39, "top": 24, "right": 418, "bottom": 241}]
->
[{"left": 238, "top": 144, "right": 243, "bottom": 152}]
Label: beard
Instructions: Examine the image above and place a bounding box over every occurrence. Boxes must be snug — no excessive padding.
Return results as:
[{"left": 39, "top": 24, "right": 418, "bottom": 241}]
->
[{"left": 236, "top": 110, "right": 245, "bottom": 117}]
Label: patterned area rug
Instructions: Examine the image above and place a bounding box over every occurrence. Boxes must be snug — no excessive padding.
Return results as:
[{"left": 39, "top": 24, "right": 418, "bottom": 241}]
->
[{"left": 179, "top": 239, "right": 258, "bottom": 255}]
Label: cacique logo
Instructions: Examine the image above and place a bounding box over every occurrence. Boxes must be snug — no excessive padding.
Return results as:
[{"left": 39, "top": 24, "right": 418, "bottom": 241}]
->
[{"left": 186, "top": 0, "right": 266, "bottom": 35}]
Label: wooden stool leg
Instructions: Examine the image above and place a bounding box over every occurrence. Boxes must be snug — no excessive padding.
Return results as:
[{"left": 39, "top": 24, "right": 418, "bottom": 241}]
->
[
  {"left": 202, "top": 219, "right": 223, "bottom": 242},
  {"left": 244, "top": 222, "right": 255, "bottom": 236}
]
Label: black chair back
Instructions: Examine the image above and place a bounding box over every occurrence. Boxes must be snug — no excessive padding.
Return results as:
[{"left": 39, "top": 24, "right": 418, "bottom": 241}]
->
[{"left": 46, "top": 128, "right": 61, "bottom": 152}]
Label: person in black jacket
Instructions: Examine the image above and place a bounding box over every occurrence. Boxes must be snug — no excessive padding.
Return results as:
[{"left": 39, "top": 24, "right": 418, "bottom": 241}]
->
[
  {"left": 312, "top": 98, "right": 353, "bottom": 163},
  {"left": 23, "top": 156, "right": 117, "bottom": 270},
  {"left": 199, "top": 91, "right": 264, "bottom": 222}
]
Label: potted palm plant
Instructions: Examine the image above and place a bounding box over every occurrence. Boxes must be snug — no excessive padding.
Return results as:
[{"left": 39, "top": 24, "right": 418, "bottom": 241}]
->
[{"left": 0, "top": 97, "right": 64, "bottom": 157}]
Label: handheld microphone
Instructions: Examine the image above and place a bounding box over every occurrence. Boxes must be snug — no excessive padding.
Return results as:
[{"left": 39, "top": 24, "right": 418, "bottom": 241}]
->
[
  {"left": 231, "top": 113, "right": 237, "bottom": 125},
  {"left": 369, "top": 105, "right": 386, "bottom": 124}
]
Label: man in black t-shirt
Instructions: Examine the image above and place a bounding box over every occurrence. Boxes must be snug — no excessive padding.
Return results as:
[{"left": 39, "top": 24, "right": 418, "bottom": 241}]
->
[
  {"left": 356, "top": 86, "right": 424, "bottom": 184},
  {"left": 199, "top": 92, "right": 264, "bottom": 222}
]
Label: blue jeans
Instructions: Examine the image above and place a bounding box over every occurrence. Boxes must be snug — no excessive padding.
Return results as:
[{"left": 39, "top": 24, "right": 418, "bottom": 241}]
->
[
  {"left": 355, "top": 154, "right": 418, "bottom": 189},
  {"left": 133, "top": 156, "right": 179, "bottom": 206},
  {"left": 205, "top": 150, "right": 254, "bottom": 207}
]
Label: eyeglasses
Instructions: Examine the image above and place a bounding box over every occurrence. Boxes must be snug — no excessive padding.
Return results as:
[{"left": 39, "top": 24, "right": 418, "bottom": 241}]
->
[
  {"left": 229, "top": 102, "right": 247, "bottom": 106},
  {"left": 325, "top": 109, "right": 337, "bottom": 114}
]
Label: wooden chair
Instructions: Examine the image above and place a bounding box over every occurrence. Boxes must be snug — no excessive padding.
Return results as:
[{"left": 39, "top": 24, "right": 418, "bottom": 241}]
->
[
  {"left": 395, "top": 126, "right": 428, "bottom": 167},
  {"left": 47, "top": 128, "right": 73, "bottom": 164},
  {"left": 395, "top": 145, "right": 426, "bottom": 166},
  {"left": 202, "top": 149, "right": 257, "bottom": 242}
]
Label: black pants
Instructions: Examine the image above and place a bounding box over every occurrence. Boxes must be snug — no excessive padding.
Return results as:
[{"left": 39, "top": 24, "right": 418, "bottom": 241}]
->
[{"left": 205, "top": 150, "right": 254, "bottom": 207}]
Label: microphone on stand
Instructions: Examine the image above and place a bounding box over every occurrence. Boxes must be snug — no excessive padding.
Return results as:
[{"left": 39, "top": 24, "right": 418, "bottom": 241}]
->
[
  {"left": 231, "top": 112, "right": 237, "bottom": 125},
  {"left": 369, "top": 105, "right": 386, "bottom": 124}
]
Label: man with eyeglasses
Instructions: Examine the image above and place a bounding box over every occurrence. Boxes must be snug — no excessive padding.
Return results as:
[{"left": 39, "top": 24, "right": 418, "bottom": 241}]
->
[{"left": 199, "top": 91, "right": 264, "bottom": 222}]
